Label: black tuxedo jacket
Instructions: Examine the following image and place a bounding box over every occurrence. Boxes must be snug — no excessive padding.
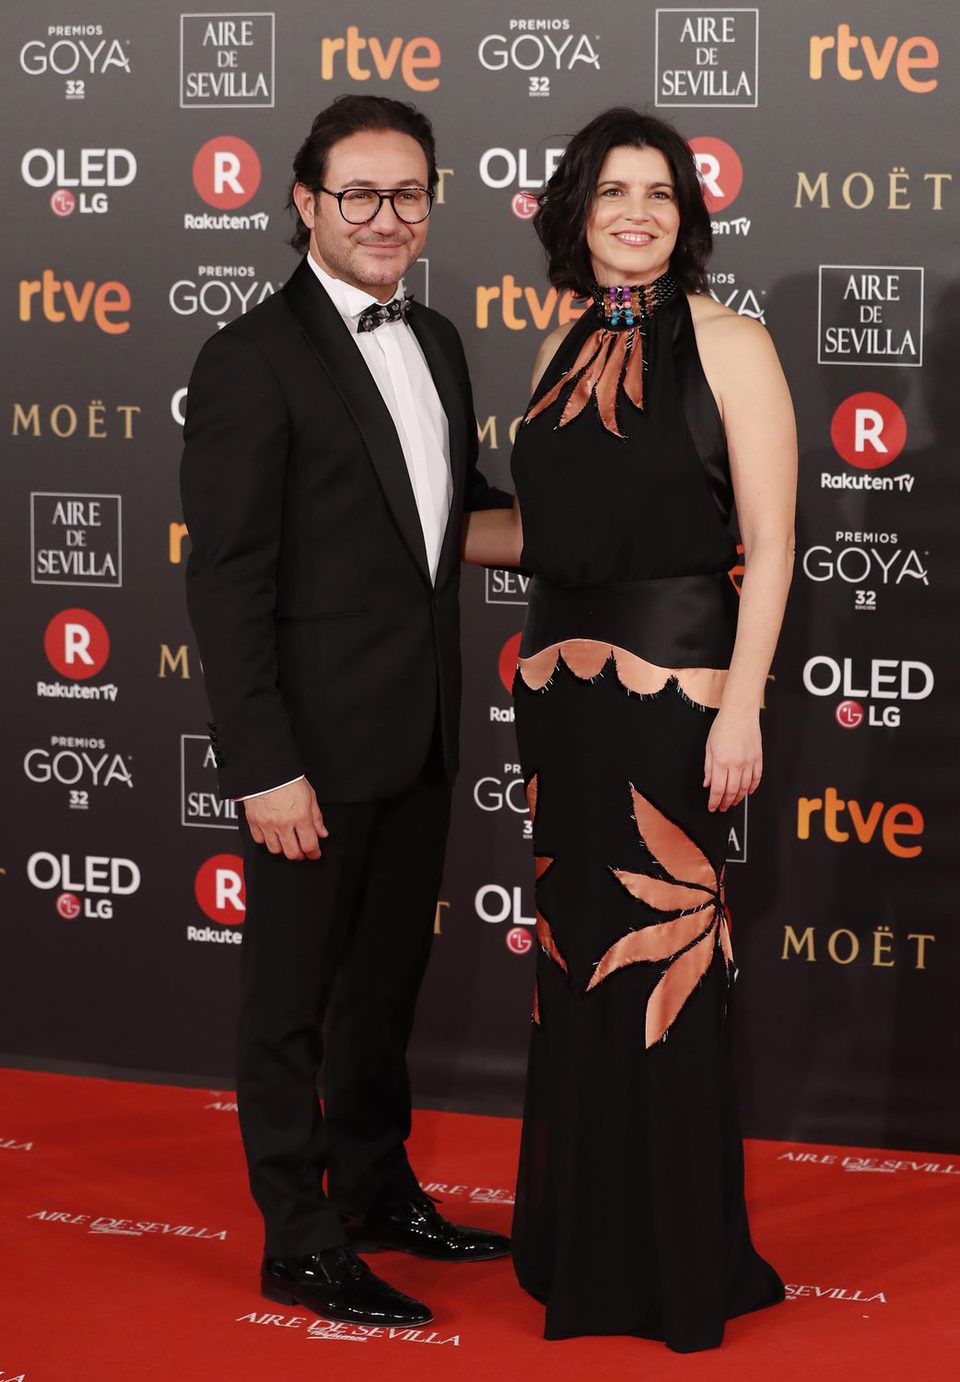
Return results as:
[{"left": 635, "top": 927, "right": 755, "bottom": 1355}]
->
[{"left": 180, "top": 257, "right": 510, "bottom": 802}]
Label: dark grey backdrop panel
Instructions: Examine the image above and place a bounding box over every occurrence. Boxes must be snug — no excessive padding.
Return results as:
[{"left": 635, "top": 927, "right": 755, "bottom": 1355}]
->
[{"left": 2, "top": 0, "right": 957, "bottom": 1150}]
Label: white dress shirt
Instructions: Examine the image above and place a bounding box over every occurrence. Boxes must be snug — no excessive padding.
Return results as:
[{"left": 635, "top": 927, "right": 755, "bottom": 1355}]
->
[{"left": 239, "top": 255, "right": 453, "bottom": 802}]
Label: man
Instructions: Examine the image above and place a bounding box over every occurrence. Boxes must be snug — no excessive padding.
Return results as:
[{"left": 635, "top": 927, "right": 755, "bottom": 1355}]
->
[{"left": 180, "top": 95, "right": 511, "bottom": 1328}]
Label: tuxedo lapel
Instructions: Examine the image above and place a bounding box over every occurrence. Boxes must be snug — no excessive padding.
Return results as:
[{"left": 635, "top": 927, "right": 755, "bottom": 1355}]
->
[
  {"left": 407, "top": 303, "right": 467, "bottom": 582},
  {"left": 282, "top": 258, "right": 431, "bottom": 583}
]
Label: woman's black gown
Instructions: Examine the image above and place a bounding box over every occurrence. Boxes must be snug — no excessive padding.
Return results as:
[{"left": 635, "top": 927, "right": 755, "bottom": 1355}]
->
[{"left": 509, "top": 287, "right": 785, "bottom": 1353}]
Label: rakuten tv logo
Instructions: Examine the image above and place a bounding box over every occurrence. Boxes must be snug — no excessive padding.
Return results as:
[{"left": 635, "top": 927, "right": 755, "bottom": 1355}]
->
[
  {"left": 193, "top": 136, "right": 260, "bottom": 208},
  {"left": 832, "top": 393, "right": 906, "bottom": 469},
  {"left": 824, "top": 393, "right": 915, "bottom": 495},
  {"left": 320, "top": 27, "right": 441, "bottom": 91},
  {"left": 189, "top": 854, "right": 245, "bottom": 945},
  {"left": 44, "top": 609, "right": 110, "bottom": 679},
  {"left": 690, "top": 137, "right": 743, "bottom": 214}
]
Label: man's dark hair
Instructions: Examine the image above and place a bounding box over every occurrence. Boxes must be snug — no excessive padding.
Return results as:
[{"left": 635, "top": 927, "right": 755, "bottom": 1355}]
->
[
  {"left": 288, "top": 94, "right": 438, "bottom": 252},
  {"left": 533, "top": 107, "right": 712, "bottom": 295}
]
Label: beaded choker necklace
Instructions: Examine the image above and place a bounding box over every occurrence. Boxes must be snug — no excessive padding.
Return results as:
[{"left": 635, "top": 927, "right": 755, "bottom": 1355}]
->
[
  {"left": 524, "top": 270, "right": 680, "bottom": 438},
  {"left": 591, "top": 271, "right": 679, "bottom": 329}
]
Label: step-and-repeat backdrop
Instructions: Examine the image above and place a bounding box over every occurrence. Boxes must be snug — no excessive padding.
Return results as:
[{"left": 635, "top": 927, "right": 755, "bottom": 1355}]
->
[{"left": 2, "top": 0, "right": 957, "bottom": 1151}]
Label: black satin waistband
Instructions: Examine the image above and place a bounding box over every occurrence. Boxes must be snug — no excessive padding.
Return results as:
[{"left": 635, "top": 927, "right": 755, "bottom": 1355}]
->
[{"left": 520, "top": 573, "right": 738, "bottom": 669}]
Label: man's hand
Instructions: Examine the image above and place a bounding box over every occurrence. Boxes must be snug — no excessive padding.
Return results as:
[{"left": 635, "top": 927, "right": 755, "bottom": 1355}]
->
[{"left": 243, "top": 779, "right": 328, "bottom": 860}]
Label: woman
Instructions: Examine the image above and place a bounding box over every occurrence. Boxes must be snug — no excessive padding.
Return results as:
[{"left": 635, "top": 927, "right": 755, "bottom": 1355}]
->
[{"left": 464, "top": 107, "right": 795, "bottom": 1352}]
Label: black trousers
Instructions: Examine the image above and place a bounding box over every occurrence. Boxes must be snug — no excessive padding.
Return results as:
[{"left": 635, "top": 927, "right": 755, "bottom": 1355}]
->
[{"left": 235, "top": 737, "right": 451, "bottom": 1257}]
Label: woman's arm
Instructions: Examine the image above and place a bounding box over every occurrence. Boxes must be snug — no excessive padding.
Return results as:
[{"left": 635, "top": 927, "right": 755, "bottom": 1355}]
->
[
  {"left": 696, "top": 309, "right": 798, "bottom": 813},
  {"left": 462, "top": 322, "right": 574, "bottom": 568},
  {"left": 462, "top": 497, "right": 523, "bottom": 566}
]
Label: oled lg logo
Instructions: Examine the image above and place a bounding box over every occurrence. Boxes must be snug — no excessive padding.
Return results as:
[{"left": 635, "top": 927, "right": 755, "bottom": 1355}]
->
[
  {"left": 479, "top": 146, "right": 563, "bottom": 218},
  {"left": 189, "top": 854, "right": 245, "bottom": 944},
  {"left": 804, "top": 656, "right": 933, "bottom": 729},
  {"left": 690, "top": 136, "right": 749, "bottom": 236},
  {"left": 825, "top": 393, "right": 913, "bottom": 493},
  {"left": 28, "top": 851, "right": 141, "bottom": 921},
  {"left": 22, "top": 147, "right": 137, "bottom": 216},
  {"left": 188, "top": 136, "right": 268, "bottom": 231},
  {"left": 475, "top": 882, "right": 536, "bottom": 953}
]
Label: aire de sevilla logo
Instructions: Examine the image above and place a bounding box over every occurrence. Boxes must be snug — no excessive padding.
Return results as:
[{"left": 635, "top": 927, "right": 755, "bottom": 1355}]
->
[
  {"left": 45, "top": 609, "right": 110, "bottom": 679},
  {"left": 690, "top": 137, "right": 742, "bottom": 213},
  {"left": 831, "top": 393, "right": 907, "bottom": 469},
  {"left": 193, "top": 136, "right": 260, "bottom": 209}
]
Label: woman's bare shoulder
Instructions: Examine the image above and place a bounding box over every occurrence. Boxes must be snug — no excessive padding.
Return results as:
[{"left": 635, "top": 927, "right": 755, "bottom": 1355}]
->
[{"left": 688, "top": 291, "right": 769, "bottom": 345}]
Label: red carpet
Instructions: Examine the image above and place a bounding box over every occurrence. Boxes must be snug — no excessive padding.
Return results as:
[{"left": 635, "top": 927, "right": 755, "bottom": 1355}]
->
[{"left": 1, "top": 1068, "right": 957, "bottom": 1381}]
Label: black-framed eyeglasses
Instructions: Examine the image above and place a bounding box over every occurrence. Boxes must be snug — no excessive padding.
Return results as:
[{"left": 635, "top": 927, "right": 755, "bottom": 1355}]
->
[{"left": 319, "top": 185, "right": 435, "bottom": 225}]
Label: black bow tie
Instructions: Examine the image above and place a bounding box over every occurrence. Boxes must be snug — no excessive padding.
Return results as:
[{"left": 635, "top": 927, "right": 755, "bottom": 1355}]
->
[{"left": 356, "top": 295, "right": 412, "bottom": 333}]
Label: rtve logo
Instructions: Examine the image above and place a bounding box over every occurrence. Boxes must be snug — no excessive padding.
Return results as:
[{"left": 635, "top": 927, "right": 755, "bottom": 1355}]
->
[
  {"left": 193, "top": 136, "right": 260, "bottom": 209},
  {"left": 809, "top": 26, "right": 939, "bottom": 93},
  {"left": 476, "top": 278, "right": 584, "bottom": 331},
  {"left": 320, "top": 27, "right": 440, "bottom": 91},
  {"left": 19, "top": 270, "right": 130, "bottom": 334},
  {"left": 797, "top": 789, "right": 923, "bottom": 858},
  {"left": 44, "top": 609, "right": 110, "bottom": 680},
  {"left": 831, "top": 393, "right": 907, "bottom": 470}
]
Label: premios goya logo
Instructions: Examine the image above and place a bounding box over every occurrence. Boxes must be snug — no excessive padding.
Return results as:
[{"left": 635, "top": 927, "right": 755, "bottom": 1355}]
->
[
  {"left": 478, "top": 19, "right": 600, "bottom": 98},
  {"left": 19, "top": 23, "right": 132, "bottom": 102},
  {"left": 801, "top": 529, "right": 929, "bottom": 613},
  {"left": 27, "top": 850, "right": 141, "bottom": 921},
  {"left": 655, "top": 8, "right": 759, "bottom": 107},
  {"left": 169, "top": 265, "right": 278, "bottom": 327},
  {"left": 24, "top": 735, "right": 133, "bottom": 810},
  {"left": 180, "top": 13, "right": 275, "bottom": 107}
]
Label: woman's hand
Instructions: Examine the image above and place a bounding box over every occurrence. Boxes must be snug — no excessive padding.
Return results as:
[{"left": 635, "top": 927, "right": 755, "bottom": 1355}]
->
[{"left": 703, "top": 707, "right": 762, "bottom": 813}]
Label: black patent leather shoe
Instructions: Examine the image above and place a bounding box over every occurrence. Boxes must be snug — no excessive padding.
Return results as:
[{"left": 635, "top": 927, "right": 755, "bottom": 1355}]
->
[
  {"left": 347, "top": 1191, "right": 511, "bottom": 1262},
  {"left": 260, "top": 1245, "right": 432, "bottom": 1326}
]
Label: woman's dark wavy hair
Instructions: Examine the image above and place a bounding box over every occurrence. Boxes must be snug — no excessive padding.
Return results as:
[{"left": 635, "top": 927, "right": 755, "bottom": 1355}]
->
[
  {"left": 533, "top": 107, "right": 712, "bottom": 295},
  {"left": 288, "top": 95, "right": 438, "bottom": 252}
]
